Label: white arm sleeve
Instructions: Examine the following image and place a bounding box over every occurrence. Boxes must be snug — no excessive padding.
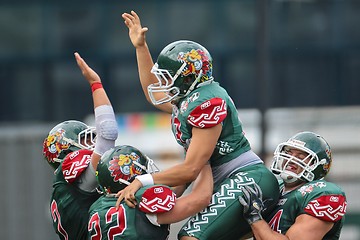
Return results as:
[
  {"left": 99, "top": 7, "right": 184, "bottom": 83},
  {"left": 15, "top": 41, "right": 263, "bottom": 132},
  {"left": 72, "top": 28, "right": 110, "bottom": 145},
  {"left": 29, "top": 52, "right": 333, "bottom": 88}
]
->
[
  {"left": 94, "top": 105, "right": 118, "bottom": 156},
  {"left": 145, "top": 214, "right": 161, "bottom": 227},
  {"left": 76, "top": 162, "right": 98, "bottom": 192}
]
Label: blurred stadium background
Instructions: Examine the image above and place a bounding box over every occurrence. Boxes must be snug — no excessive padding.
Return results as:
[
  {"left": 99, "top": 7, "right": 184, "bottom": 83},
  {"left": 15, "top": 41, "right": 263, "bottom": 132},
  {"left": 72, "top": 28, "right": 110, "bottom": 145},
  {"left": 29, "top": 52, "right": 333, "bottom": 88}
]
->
[{"left": 0, "top": 0, "right": 359, "bottom": 239}]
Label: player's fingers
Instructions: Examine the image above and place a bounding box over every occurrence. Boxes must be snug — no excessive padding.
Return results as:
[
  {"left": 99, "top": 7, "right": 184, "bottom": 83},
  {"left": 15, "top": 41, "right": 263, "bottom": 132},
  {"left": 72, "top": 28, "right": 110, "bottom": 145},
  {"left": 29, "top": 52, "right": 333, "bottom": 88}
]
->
[
  {"left": 124, "top": 190, "right": 137, "bottom": 207},
  {"left": 122, "top": 15, "right": 133, "bottom": 27},
  {"left": 126, "top": 191, "right": 136, "bottom": 202},
  {"left": 115, "top": 198, "right": 121, "bottom": 210},
  {"left": 74, "top": 52, "right": 91, "bottom": 78},
  {"left": 74, "top": 52, "right": 90, "bottom": 73},
  {"left": 131, "top": 10, "right": 139, "bottom": 20},
  {"left": 121, "top": 12, "right": 131, "bottom": 19},
  {"left": 125, "top": 197, "right": 136, "bottom": 208},
  {"left": 246, "top": 185, "right": 257, "bottom": 195},
  {"left": 141, "top": 27, "right": 149, "bottom": 35},
  {"left": 74, "top": 52, "right": 83, "bottom": 66},
  {"left": 115, "top": 191, "right": 125, "bottom": 209},
  {"left": 238, "top": 196, "right": 247, "bottom": 206},
  {"left": 241, "top": 186, "right": 251, "bottom": 202},
  {"left": 115, "top": 190, "right": 123, "bottom": 198},
  {"left": 256, "top": 184, "right": 263, "bottom": 199},
  {"left": 123, "top": 12, "right": 135, "bottom": 22}
]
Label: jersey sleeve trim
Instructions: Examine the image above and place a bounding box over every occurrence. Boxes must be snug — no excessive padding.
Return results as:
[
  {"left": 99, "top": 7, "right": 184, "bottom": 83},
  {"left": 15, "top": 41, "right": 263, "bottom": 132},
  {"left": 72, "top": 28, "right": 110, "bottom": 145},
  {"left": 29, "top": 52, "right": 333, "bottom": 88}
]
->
[
  {"left": 62, "top": 149, "right": 93, "bottom": 183},
  {"left": 138, "top": 185, "right": 176, "bottom": 214},
  {"left": 304, "top": 194, "right": 347, "bottom": 222},
  {"left": 187, "top": 97, "right": 227, "bottom": 128}
]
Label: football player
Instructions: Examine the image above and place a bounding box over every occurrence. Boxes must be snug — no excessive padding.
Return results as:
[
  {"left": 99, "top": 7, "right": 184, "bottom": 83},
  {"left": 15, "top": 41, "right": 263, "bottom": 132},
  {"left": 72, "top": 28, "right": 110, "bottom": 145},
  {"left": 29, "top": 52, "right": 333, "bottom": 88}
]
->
[
  {"left": 118, "top": 11, "right": 280, "bottom": 240},
  {"left": 239, "top": 131, "right": 347, "bottom": 239},
  {"left": 42, "top": 52, "right": 118, "bottom": 239},
  {"left": 88, "top": 145, "right": 213, "bottom": 240}
]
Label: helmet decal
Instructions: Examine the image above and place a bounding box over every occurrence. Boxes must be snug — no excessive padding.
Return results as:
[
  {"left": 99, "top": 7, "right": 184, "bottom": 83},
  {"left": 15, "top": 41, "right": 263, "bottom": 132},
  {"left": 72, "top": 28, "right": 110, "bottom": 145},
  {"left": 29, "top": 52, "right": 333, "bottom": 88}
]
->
[
  {"left": 178, "top": 49, "right": 212, "bottom": 82},
  {"left": 288, "top": 138, "right": 306, "bottom": 147},
  {"left": 43, "top": 120, "right": 94, "bottom": 170},
  {"left": 108, "top": 152, "right": 143, "bottom": 183},
  {"left": 325, "top": 147, "right": 332, "bottom": 160},
  {"left": 43, "top": 128, "right": 70, "bottom": 164},
  {"left": 148, "top": 40, "right": 214, "bottom": 105},
  {"left": 323, "top": 147, "right": 332, "bottom": 174}
]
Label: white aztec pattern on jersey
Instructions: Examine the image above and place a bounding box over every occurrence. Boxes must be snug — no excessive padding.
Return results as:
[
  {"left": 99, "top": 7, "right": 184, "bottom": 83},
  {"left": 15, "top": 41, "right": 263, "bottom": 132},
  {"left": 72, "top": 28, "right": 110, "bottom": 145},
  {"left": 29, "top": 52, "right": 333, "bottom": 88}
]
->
[
  {"left": 188, "top": 100, "right": 227, "bottom": 128},
  {"left": 183, "top": 172, "right": 254, "bottom": 234},
  {"left": 305, "top": 199, "right": 347, "bottom": 221},
  {"left": 139, "top": 192, "right": 176, "bottom": 213},
  {"left": 63, "top": 154, "right": 91, "bottom": 181}
]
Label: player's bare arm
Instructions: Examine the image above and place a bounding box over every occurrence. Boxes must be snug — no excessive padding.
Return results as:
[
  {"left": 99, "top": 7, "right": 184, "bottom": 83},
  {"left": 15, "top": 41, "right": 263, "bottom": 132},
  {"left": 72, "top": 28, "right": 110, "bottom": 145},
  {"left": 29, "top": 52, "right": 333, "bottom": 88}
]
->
[
  {"left": 75, "top": 52, "right": 117, "bottom": 170},
  {"left": 284, "top": 214, "right": 334, "bottom": 240},
  {"left": 116, "top": 124, "right": 221, "bottom": 208},
  {"left": 122, "top": 10, "right": 172, "bottom": 113},
  {"left": 249, "top": 214, "right": 333, "bottom": 240},
  {"left": 156, "top": 164, "right": 213, "bottom": 224}
]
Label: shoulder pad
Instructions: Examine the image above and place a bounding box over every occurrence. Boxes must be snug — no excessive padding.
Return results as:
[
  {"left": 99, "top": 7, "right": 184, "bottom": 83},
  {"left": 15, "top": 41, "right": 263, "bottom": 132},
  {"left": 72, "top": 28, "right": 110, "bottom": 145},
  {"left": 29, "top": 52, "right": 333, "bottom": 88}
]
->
[
  {"left": 62, "top": 149, "right": 93, "bottom": 183},
  {"left": 138, "top": 185, "right": 176, "bottom": 214},
  {"left": 187, "top": 97, "right": 227, "bottom": 128}
]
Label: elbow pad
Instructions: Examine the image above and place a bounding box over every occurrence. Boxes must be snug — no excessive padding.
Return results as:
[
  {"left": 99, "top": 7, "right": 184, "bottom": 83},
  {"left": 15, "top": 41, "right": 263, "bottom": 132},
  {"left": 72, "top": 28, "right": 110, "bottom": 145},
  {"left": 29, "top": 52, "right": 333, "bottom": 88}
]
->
[{"left": 94, "top": 105, "right": 118, "bottom": 156}]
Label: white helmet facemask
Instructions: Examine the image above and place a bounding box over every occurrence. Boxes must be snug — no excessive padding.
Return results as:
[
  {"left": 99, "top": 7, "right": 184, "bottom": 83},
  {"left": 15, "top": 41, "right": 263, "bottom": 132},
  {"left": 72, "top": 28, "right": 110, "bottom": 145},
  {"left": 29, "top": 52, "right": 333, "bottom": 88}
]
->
[
  {"left": 271, "top": 142, "right": 320, "bottom": 183},
  {"left": 77, "top": 126, "right": 96, "bottom": 150},
  {"left": 148, "top": 62, "right": 186, "bottom": 105}
]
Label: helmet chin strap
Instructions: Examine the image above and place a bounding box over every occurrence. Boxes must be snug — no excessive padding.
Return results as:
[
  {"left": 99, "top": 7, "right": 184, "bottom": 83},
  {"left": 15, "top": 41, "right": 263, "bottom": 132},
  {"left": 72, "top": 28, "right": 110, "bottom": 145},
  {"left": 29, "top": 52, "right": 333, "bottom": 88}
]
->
[{"left": 183, "top": 70, "right": 203, "bottom": 98}]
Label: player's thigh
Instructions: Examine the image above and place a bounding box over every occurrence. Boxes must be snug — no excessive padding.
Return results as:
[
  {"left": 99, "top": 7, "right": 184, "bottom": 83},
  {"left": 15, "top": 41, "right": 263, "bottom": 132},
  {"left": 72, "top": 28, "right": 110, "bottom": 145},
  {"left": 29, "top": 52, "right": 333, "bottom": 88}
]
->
[
  {"left": 178, "top": 178, "right": 251, "bottom": 240},
  {"left": 178, "top": 164, "right": 279, "bottom": 240}
]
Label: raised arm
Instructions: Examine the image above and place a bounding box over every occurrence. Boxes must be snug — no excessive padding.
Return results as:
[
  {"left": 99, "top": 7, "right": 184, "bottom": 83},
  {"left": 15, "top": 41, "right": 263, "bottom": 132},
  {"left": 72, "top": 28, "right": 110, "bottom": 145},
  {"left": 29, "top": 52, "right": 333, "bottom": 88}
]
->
[
  {"left": 122, "top": 10, "right": 172, "bottom": 113},
  {"left": 74, "top": 52, "right": 118, "bottom": 170}
]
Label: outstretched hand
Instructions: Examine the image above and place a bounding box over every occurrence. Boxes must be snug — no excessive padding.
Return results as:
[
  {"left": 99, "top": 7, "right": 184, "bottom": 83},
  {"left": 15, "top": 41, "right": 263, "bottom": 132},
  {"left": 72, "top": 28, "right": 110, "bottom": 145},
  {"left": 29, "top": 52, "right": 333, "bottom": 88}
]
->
[
  {"left": 115, "top": 178, "right": 143, "bottom": 209},
  {"left": 74, "top": 52, "right": 101, "bottom": 85},
  {"left": 238, "top": 183, "right": 265, "bottom": 225},
  {"left": 121, "top": 10, "right": 148, "bottom": 48}
]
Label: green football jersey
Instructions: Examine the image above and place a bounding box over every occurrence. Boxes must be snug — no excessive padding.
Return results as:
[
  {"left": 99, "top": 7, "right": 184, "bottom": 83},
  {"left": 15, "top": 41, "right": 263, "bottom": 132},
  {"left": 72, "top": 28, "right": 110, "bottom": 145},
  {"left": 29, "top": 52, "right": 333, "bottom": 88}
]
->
[
  {"left": 172, "top": 82, "right": 251, "bottom": 167},
  {"left": 88, "top": 185, "right": 173, "bottom": 240},
  {"left": 50, "top": 165, "right": 101, "bottom": 240},
  {"left": 266, "top": 180, "right": 347, "bottom": 239}
]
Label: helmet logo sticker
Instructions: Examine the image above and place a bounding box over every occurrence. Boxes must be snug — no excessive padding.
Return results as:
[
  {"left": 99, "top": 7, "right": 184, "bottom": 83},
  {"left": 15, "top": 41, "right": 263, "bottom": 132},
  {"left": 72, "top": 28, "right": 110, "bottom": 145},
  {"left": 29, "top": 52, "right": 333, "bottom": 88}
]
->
[
  {"left": 108, "top": 152, "right": 143, "bottom": 183},
  {"left": 178, "top": 49, "right": 212, "bottom": 82},
  {"left": 43, "top": 128, "right": 70, "bottom": 163},
  {"left": 288, "top": 139, "right": 306, "bottom": 147},
  {"left": 323, "top": 157, "right": 331, "bottom": 174}
]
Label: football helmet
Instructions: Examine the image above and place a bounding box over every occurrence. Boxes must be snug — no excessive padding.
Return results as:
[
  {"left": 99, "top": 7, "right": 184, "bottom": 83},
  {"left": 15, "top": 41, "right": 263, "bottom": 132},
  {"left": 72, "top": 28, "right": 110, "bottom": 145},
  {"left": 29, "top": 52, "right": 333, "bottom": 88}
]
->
[
  {"left": 96, "top": 145, "right": 159, "bottom": 195},
  {"left": 149, "top": 40, "right": 214, "bottom": 105},
  {"left": 271, "top": 131, "right": 332, "bottom": 183},
  {"left": 42, "top": 120, "right": 96, "bottom": 170}
]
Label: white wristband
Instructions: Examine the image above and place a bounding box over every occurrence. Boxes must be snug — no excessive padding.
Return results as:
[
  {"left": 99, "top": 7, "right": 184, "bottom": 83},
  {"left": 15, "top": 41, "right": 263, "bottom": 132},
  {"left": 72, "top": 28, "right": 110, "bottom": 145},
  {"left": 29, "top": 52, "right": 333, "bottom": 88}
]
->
[{"left": 136, "top": 174, "right": 154, "bottom": 187}]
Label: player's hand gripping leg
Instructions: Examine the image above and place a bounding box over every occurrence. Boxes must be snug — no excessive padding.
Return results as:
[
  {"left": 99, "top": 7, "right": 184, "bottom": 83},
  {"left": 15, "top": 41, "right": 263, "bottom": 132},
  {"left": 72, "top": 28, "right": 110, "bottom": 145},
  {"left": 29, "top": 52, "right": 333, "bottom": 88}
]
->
[{"left": 238, "top": 183, "right": 265, "bottom": 225}]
